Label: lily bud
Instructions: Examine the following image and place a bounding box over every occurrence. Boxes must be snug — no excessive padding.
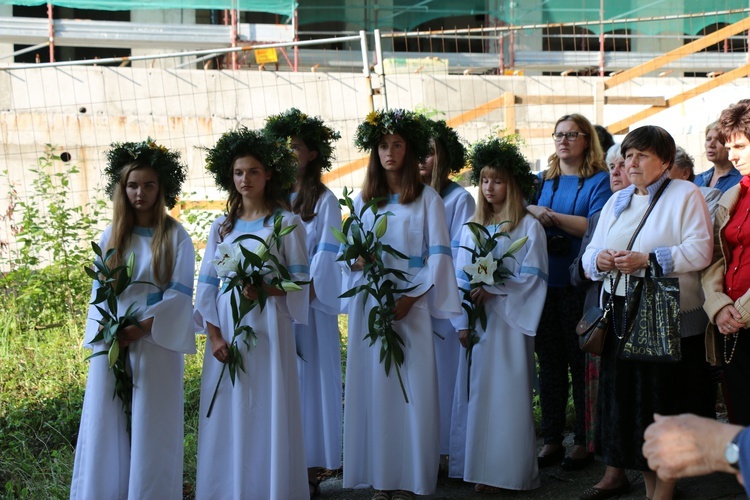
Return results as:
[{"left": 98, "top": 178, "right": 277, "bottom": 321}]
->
[
  {"left": 374, "top": 216, "right": 388, "bottom": 238},
  {"left": 506, "top": 236, "right": 529, "bottom": 255},
  {"left": 279, "top": 281, "right": 303, "bottom": 292},
  {"left": 108, "top": 341, "right": 120, "bottom": 368}
]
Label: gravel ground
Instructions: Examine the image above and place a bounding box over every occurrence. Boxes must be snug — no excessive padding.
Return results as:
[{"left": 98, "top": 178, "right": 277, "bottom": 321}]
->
[{"left": 316, "top": 436, "right": 746, "bottom": 500}]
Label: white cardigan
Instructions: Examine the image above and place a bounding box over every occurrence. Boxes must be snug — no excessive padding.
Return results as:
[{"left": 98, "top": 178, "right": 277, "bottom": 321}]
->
[{"left": 582, "top": 176, "right": 713, "bottom": 315}]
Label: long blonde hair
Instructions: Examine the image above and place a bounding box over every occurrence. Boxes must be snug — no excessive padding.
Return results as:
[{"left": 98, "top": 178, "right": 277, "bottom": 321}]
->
[
  {"left": 472, "top": 165, "right": 527, "bottom": 233},
  {"left": 106, "top": 162, "right": 175, "bottom": 286},
  {"left": 545, "top": 113, "right": 607, "bottom": 179}
]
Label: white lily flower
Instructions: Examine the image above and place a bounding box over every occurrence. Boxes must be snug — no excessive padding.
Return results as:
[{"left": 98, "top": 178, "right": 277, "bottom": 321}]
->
[
  {"left": 463, "top": 253, "right": 497, "bottom": 286},
  {"left": 211, "top": 242, "right": 240, "bottom": 278}
]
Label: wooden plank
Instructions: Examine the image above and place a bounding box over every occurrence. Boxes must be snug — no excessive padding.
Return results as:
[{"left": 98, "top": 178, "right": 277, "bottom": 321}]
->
[
  {"left": 517, "top": 95, "right": 593, "bottom": 105},
  {"left": 515, "top": 95, "right": 666, "bottom": 106},
  {"left": 606, "top": 64, "right": 750, "bottom": 135},
  {"left": 445, "top": 94, "right": 505, "bottom": 128},
  {"left": 604, "top": 96, "right": 666, "bottom": 106},
  {"left": 604, "top": 17, "right": 750, "bottom": 90},
  {"left": 503, "top": 91, "right": 516, "bottom": 135},
  {"left": 322, "top": 156, "right": 369, "bottom": 184},
  {"left": 177, "top": 200, "right": 225, "bottom": 211}
]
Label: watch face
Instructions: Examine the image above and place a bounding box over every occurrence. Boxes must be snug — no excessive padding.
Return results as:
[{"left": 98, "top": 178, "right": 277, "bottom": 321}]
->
[{"left": 726, "top": 442, "right": 740, "bottom": 467}]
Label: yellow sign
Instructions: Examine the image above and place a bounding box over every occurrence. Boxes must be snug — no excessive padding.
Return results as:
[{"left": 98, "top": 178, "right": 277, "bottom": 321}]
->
[{"left": 254, "top": 48, "right": 278, "bottom": 65}]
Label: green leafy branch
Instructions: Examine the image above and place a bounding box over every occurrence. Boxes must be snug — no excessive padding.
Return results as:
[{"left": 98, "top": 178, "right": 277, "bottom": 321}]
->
[
  {"left": 206, "top": 213, "right": 307, "bottom": 418},
  {"left": 84, "top": 243, "right": 156, "bottom": 433},
  {"left": 332, "top": 187, "right": 417, "bottom": 403}
]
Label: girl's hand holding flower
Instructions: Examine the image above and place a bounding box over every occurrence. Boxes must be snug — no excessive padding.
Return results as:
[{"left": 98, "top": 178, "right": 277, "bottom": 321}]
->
[
  {"left": 117, "top": 318, "right": 153, "bottom": 348},
  {"left": 207, "top": 323, "right": 230, "bottom": 363},
  {"left": 458, "top": 329, "right": 471, "bottom": 348},
  {"left": 469, "top": 286, "right": 494, "bottom": 305},
  {"left": 393, "top": 294, "right": 422, "bottom": 321}
]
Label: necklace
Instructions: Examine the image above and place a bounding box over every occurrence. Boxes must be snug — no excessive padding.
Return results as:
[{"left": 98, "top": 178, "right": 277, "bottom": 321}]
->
[
  {"left": 609, "top": 273, "right": 630, "bottom": 340},
  {"left": 724, "top": 332, "right": 740, "bottom": 364}
]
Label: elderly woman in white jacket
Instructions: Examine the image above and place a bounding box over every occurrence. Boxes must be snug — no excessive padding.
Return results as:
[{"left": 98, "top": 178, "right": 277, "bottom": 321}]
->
[{"left": 581, "top": 125, "right": 714, "bottom": 500}]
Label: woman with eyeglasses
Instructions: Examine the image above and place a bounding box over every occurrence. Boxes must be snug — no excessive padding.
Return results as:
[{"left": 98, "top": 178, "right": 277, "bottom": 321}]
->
[{"left": 527, "top": 114, "right": 612, "bottom": 472}]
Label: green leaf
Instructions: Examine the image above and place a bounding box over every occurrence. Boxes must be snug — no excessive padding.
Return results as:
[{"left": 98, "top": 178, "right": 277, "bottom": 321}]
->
[
  {"left": 330, "top": 226, "right": 348, "bottom": 245},
  {"left": 360, "top": 198, "right": 380, "bottom": 218},
  {"left": 84, "top": 266, "right": 99, "bottom": 281}
]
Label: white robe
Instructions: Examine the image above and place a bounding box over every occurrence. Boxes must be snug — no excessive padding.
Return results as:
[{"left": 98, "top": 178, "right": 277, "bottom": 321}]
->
[
  {"left": 449, "top": 215, "right": 548, "bottom": 490},
  {"left": 433, "top": 182, "right": 476, "bottom": 455},
  {"left": 292, "top": 189, "right": 343, "bottom": 470},
  {"left": 342, "top": 187, "right": 461, "bottom": 495},
  {"left": 194, "top": 212, "right": 310, "bottom": 500},
  {"left": 70, "top": 223, "right": 196, "bottom": 500}
]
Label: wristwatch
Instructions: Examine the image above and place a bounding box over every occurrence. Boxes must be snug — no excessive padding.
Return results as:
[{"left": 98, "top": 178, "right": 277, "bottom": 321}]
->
[{"left": 725, "top": 432, "right": 742, "bottom": 470}]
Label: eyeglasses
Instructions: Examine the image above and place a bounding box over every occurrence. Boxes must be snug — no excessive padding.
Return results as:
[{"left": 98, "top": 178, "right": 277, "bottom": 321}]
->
[{"left": 552, "top": 132, "right": 587, "bottom": 142}]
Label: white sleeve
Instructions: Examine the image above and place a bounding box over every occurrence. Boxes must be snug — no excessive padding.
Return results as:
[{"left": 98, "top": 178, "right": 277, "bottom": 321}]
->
[
  {"left": 142, "top": 225, "right": 196, "bottom": 353},
  {"left": 486, "top": 217, "right": 549, "bottom": 336},
  {"left": 407, "top": 193, "right": 462, "bottom": 319},
  {"left": 193, "top": 217, "right": 223, "bottom": 333},
  {"left": 309, "top": 191, "right": 342, "bottom": 315}
]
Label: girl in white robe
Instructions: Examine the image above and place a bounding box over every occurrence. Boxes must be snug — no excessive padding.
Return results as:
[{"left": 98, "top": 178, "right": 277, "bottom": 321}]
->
[
  {"left": 449, "top": 137, "right": 548, "bottom": 493},
  {"left": 343, "top": 109, "right": 461, "bottom": 500},
  {"left": 264, "top": 109, "right": 343, "bottom": 495},
  {"left": 71, "top": 141, "right": 195, "bottom": 500},
  {"left": 195, "top": 128, "right": 310, "bottom": 500},
  {"left": 420, "top": 119, "right": 476, "bottom": 457}
]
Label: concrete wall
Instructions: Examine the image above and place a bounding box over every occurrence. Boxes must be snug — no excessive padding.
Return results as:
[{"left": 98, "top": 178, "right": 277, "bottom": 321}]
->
[{"left": 2, "top": 65, "right": 749, "bottom": 211}]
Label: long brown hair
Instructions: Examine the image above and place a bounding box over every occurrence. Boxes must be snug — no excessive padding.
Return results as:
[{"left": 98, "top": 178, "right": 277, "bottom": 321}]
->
[
  {"left": 292, "top": 137, "right": 325, "bottom": 222},
  {"left": 472, "top": 165, "right": 527, "bottom": 233},
  {"left": 219, "top": 154, "right": 290, "bottom": 240},
  {"left": 425, "top": 138, "right": 452, "bottom": 193},
  {"left": 361, "top": 134, "right": 424, "bottom": 207},
  {"left": 545, "top": 113, "right": 607, "bottom": 179},
  {"left": 106, "top": 162, "right": 175, "bottom": 286}
]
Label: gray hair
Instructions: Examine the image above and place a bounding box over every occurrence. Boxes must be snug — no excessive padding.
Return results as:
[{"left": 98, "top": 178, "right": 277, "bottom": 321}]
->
[
  {"left": 605, "top": 143, "right": 622, "bottom": 167},
  {"left": 674, "top": 146, "right": 695, "bottom": 181}
]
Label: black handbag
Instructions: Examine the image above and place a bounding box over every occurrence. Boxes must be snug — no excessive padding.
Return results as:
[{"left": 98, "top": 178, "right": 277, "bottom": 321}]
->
[
  {"left": 618, "top": 262, "right": 682, "bottom": 362},
  {"left": 577, "top": 301, "right": 611, "bottom": 355}
]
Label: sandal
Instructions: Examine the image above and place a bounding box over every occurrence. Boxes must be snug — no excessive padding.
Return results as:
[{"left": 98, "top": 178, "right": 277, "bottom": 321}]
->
[
  {"left": 391, "top": 490, "right": 415, "bottom": 500},
  {"left": 372, "top": 491, "right": 391, "bottom": 500},
  {"left": 308, "top": 479, "right": 321, "bottom": 498},
  {"left": 475, "top": 483, "right": 504, "bottom": 494}
]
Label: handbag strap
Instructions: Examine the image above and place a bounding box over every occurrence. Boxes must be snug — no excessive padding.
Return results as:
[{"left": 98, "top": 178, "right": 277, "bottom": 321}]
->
[{"left": 610, "top": 178, "right": 671, "bottom": 333}]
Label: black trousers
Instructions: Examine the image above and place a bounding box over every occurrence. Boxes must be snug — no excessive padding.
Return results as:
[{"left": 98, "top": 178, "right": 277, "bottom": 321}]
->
[{"left": 535, "top": 286, "right": 586, "bottom": 446}]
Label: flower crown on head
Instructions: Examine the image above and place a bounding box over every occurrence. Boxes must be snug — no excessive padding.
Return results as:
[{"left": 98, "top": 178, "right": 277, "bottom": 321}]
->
[
  {"left": 469, "top": 136, "right": 537, "bottom": 202},
  {"left": 354, "top": 108, "right": 432, "bottom": 162},
  {"left": 263, "top": 108, "right": 341, "bottom": 172},
  {"left": 104, "top": 138, "right": 187, "bottom": 209},
  {"left": 428, "top": 119, "right": 467, "bottom": 173},
  {"left": 204, "top": 127, "right": 297, "bottom": 193}
]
